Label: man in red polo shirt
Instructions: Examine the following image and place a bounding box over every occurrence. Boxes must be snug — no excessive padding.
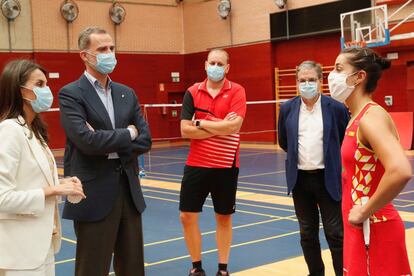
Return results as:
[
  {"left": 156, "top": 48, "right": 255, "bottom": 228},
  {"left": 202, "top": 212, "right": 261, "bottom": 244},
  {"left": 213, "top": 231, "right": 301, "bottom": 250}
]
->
[{"left": 180, "top": 49, "right": 246, "bottom": 276}]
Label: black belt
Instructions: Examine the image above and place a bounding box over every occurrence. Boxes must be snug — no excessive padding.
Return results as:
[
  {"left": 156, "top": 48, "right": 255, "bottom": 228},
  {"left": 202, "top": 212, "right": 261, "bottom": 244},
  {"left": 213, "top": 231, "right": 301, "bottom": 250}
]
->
[{"left": 298, "top": 169, "right": 324, "bottom": 174}]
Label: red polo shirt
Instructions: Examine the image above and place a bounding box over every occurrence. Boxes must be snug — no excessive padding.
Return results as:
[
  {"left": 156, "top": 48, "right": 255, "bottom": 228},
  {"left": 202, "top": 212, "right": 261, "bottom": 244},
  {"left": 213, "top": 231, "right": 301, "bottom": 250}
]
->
[{"left": 181, "top": 78, "right": 247, "bottom": 168}]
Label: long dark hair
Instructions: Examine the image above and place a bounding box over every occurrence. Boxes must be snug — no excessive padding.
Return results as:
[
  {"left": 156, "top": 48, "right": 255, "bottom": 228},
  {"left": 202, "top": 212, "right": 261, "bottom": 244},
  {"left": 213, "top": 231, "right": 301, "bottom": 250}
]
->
[
  {"left": 341, "top": 47, "right": 391, "bottom": 93},
  {"left": 0, "top": 59, "right": 49, "bottom": 144}
]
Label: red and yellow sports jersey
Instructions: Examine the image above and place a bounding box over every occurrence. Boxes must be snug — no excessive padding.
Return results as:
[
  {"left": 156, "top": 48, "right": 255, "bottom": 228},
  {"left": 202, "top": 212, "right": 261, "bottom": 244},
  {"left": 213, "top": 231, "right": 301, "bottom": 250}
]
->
[{"left": 341, "top": 102, "right": 411, "bottom": 276}]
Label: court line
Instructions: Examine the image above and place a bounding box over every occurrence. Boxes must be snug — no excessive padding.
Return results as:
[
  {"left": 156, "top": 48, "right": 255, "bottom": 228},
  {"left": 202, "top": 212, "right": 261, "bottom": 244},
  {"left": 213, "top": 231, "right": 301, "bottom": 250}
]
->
[
  {"left": 394, "top": 198, "right": 414, "bottom": 203},
  {"left": 59, "top": 215, "right": 297, "bottom": 251},
  {"left": 149, "top": 155, "right": 187, "bottom": 160},
  {"left": 144, "top": 174, "right": 414, "bottom": 204},
  {"left": 147, "top": 161, "right": 185, "bottom": 168},
  {"left": 238, "top": 171, "right": 285, "bottom": 179},
  {"left": 56, "top": 194, "right": 298, "bottom": 267},
  {"left": 239, "top": 151, "right": 280, "bottom": 157},
  {"left": 143, "top": 229, "right": 302, "bottom": 267},
  {"left": 144, "top": 216, "right": 296, "bottom": 247},
  {"left": 237, "top": 186, "right": 286, "bottom": 195},
  {"left": 143, "top": 187, "right": 294, "bottom": 213},
  {"left": 144, "top": 175, "right": 288, "bottom": 192},
  {"left": 147, "top": 170, "right": 287, "bottom": 183},
  {"left": 55, "top": 258, "right": 76, "bottom": 265},
  {"left": 396, "top": 203, "right": 414, "bottom": 208},
  {"left": 61, "top": 236, "right": 76, "bottom": 244},
  {"left": 143, "top": 194, "right": 289, "bottom": 219},
  {"left": 145, "top": 172, "right": 288, "bottom": 190}
]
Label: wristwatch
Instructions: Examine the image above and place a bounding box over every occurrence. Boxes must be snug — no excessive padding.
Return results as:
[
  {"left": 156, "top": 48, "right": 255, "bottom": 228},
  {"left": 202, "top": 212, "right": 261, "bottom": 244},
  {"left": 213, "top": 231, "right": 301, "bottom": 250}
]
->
[{"left": 195, "top": 120, "right": 202, "bottom": 129}]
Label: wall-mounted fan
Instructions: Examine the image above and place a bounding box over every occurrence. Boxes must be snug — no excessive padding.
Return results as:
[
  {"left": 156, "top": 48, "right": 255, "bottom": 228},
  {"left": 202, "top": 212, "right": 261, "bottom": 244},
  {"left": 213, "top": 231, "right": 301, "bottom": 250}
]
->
[
  {"left": 1, "top": 0, "right": 21, "bottom": 21},
  {"left": 60, "top": 0, "right": 79, "bottom": 22},
  {"left": 109, "top": 2, "right": 126, "bottom": 25},
  {"left": 274, "top": 0, "right": 287, "bottom": 9},
  {"left": 217, "top": 0, "right": 231, "bottom": 19}
]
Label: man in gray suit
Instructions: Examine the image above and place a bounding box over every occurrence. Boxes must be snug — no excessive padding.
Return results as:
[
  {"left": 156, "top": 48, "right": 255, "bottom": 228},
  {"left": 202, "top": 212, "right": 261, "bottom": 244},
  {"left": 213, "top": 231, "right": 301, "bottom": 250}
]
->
[{"left": 58, "top": 26, "right": 151, "bottom": 276}]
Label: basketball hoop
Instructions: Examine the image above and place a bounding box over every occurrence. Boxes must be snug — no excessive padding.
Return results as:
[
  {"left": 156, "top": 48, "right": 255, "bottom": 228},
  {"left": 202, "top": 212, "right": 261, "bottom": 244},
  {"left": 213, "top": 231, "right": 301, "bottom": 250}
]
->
[{"left": 344, "top": 40, "right": 367, "bottom": 48}]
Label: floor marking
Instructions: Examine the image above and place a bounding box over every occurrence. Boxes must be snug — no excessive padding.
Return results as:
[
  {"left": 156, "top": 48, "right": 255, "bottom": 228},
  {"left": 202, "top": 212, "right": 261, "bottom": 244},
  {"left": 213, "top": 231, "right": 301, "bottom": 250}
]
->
[
  {"left": 62, "top": 236, "right": 77, "bottom": 244},
  {"left": 144, "top": 230, "right": 301, "bottom": 267},
  {"left": 143, "top": 194, "right": 293, "bottom": 219},
  {"left": 143, "top": 187, "right": 294, "bottom": 213},
  {"left": 144, "top": 217, "right": 296, "bottom": 247},
  {"left": 55, "top": 258, "right": 76, "bottom": 265},
  {"left": 400, "top": 189, "right": 414, "bottom": 195},
  {"left": 141, "top": 179, "right": 295, "bottom": 207},
  {"left": 149, "top": 155, "right": 187, "bottom": 160},
  {"left": 147, "top": 160, "right": 185, "bottom": 168},
  {"left": 238, "top": 171, "right": 285, "bottom": 179}
]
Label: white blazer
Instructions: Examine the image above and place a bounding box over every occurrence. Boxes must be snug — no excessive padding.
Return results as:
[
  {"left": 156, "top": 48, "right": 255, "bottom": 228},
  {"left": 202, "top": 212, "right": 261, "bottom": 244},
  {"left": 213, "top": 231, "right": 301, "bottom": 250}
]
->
[{"left": 0, "top": 117, "right": 61, "bottom": 270}]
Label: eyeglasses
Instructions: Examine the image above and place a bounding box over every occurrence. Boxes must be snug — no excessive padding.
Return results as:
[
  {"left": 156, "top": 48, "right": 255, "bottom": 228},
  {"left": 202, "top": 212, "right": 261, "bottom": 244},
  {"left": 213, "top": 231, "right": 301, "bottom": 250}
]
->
[{"left": 297, "top": 78, "right": 319, "bottom": 83}]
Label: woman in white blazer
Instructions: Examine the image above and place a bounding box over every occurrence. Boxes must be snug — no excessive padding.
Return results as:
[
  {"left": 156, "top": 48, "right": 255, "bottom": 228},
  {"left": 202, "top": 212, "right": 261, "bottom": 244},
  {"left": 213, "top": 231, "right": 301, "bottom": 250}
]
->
[{"left": 0, "top": 59, "right": 85, "bottom": 276}]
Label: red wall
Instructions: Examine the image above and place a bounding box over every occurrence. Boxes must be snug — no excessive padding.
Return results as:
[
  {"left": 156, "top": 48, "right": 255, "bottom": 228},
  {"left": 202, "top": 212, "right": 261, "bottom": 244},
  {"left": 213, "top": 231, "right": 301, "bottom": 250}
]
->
[
  {"left": 0, "top": 52, "right": 185, "bottom": 148},
  {"left": 272, "top": 31, "right": 414, "bottom": 112},
  {"left": 1, "top": 27, "right": 413, "bottom": 148},
  {"left": 184, "top": 43, "right": 276, "bottom": 142}
]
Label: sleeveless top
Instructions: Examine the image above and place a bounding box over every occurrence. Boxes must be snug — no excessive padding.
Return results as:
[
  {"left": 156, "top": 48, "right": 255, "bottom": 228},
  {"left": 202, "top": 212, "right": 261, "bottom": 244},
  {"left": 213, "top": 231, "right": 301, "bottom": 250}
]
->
[{"left": 341, "top": 102, "right": 400, "bottom": 224}]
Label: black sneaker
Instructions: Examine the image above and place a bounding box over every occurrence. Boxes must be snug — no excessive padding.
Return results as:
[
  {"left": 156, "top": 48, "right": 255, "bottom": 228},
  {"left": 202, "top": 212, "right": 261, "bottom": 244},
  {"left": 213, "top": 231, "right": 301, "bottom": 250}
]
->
[
  {"left": 188, "top": 268, "right": 206, "bottom": 276},
  {"left": 216, "top": 271, "right": 230, "bottom": 276}
]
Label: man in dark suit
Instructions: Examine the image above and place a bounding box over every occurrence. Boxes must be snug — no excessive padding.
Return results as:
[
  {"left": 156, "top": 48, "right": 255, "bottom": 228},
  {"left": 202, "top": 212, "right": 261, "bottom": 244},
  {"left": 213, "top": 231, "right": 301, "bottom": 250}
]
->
[
  {"left": 58, "top": 26, "right": 151, "bottom": 276},
  {"left": 278, "top": 61, "right": 349, "bottom": 276}
]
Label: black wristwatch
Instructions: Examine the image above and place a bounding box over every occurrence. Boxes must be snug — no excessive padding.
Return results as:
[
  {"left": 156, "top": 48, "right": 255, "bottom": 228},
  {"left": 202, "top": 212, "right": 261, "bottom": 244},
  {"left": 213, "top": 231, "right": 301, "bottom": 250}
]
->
[{"left": 195, "top": 120, "right": 202, "bottom": 129}]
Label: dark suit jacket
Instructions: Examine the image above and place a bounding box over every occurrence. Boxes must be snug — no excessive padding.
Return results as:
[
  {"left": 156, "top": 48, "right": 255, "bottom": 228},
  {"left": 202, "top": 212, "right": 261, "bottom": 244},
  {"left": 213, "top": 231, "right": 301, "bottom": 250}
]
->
[
  {"left": 277, "top": 95, "right": 349, "bottom": 201},
  {"left": 59, "top": 74, "right": 152, "bottom": 222}
]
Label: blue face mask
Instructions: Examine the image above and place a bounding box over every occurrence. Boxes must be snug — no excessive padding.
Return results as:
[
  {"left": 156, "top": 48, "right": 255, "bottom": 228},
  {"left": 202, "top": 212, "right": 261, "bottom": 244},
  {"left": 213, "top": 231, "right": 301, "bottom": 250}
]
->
[
  {"left": 88, "top": 52, "right": 117, "bottom": 75},
  {"left": 22, "top": 86, "right": 54, "bottom": 113},
  {"left": 207, "top": 65, "right": 225, "bottom": 82},
  {"left": 299, "top": 81, "right": 319, "bottom": 99}
]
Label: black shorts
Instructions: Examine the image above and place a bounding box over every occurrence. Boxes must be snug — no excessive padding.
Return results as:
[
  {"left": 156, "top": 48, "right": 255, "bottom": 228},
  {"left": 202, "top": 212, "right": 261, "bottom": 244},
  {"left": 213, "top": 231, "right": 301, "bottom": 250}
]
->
[{"left": 179, "top": 165, "right": 239, "bottom": 215}]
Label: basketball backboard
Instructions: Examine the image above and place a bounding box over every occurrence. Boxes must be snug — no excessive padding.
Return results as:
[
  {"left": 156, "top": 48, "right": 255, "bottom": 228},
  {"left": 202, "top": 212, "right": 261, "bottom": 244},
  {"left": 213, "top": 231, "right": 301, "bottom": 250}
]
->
[{"left": 340, "top": 5, "right": 390, "bottom": 48}]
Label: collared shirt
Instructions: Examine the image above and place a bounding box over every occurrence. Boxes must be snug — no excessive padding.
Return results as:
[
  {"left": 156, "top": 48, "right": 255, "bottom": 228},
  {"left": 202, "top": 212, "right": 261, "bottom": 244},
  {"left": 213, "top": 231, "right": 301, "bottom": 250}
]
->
[
  {"left": 84, "top": 71, "right": 119, "bottom": 159},
  {"left": 181, "top": 78, "right": 247, "bottom": 168},
  {"left": 297, "top": 94, "right": 324, "bottom": 170}
]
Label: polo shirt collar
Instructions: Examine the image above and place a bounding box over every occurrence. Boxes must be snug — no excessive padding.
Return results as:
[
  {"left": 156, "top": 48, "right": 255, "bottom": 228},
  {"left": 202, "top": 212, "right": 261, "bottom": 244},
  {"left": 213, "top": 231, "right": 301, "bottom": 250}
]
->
[{"left": 198, "top": 78, "right": 232, "bottom": 94}]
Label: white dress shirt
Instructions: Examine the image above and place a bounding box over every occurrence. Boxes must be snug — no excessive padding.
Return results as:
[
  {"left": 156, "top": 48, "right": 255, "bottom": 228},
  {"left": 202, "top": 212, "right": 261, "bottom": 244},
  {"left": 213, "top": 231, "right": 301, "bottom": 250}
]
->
[{"left": 297, "top": 95, "right": 325, "bottom": 170}]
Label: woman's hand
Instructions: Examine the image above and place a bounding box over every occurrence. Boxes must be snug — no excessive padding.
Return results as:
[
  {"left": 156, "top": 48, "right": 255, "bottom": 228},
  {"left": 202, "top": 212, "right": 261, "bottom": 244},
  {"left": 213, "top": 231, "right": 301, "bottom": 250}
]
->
[
  {"left": 348, "top": 204, "right": 369, "bottom": 227},
  {"left": 43, "top": 177, "right": 86, "bottom": 199}
]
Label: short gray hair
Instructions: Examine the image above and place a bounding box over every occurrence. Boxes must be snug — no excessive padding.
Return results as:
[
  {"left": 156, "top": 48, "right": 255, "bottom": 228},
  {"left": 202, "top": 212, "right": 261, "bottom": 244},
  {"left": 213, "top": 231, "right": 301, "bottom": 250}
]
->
[
  {"left": 296, "top": 60, "right": 323, "bottom": 79},
  {"left": 78, "top": 27, "right": 108, "bottom": 50}
]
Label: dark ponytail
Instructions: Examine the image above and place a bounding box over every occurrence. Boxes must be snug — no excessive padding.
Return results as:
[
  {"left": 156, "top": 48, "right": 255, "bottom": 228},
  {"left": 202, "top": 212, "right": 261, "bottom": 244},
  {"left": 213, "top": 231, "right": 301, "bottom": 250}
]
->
[{"left": 341, "top": 47, "right": 390, "bottom": 93}]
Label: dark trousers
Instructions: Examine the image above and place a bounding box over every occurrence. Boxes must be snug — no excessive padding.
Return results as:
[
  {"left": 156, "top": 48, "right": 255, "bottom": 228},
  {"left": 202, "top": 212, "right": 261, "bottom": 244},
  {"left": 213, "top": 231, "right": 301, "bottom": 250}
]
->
[
  {"left": 292, "top": 170, "right": 343, "bottom": 276},
  {"left": 74, "top": 172, "right": 145, "bottom": 276}
]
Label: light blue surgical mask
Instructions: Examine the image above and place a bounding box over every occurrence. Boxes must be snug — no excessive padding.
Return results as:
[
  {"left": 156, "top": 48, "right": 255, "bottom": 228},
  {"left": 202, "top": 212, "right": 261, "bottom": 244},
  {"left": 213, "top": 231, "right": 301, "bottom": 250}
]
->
[
  {"left": 22, "top": 86, "right": 54, "bottom": 113},
  {"left": 299, "top": 81, "right": 319, "bottom": 99},
  {"left": 88, "top": 52, "right": 117, "bottom": 75},
  {"left": 207, "top": 65, "right": 225, "bottom": 82}
]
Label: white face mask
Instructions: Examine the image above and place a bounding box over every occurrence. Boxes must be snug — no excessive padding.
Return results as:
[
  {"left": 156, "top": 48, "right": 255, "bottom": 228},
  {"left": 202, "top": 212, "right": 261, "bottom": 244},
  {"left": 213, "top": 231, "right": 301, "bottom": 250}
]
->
[{"left": 328, "top": 71, "right": 358, "bottom": 103}]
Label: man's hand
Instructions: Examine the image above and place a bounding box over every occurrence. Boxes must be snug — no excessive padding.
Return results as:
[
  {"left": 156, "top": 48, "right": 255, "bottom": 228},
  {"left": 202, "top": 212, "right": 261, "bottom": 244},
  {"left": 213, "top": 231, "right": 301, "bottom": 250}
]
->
[
  {"left": 86, "top": 121, "right": 94, "bottom": 131},
  {"left": 128, "top": 125, "right": 139, "bottom": 140}
]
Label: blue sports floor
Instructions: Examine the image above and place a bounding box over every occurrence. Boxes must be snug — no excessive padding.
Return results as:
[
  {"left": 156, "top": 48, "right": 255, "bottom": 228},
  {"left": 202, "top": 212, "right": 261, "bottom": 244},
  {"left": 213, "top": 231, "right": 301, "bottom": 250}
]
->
[{"left": 53, "top": 146, "right": 414, "bottom": 276}]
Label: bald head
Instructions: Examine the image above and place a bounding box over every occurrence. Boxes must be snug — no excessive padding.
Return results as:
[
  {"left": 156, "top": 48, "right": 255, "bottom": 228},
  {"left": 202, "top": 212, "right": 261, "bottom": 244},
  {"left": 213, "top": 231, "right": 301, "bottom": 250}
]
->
[{"left": 207, "top": 49, "right": 229, "bottom": 64}]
